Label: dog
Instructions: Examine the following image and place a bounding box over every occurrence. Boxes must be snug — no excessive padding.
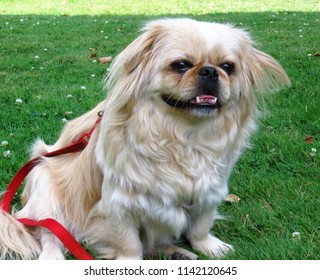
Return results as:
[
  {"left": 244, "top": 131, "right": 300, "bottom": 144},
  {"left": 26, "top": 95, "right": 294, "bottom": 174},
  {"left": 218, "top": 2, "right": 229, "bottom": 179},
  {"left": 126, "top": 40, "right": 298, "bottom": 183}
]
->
[{"left": 0, "top": 18, "right": 290, "bottom": 260}]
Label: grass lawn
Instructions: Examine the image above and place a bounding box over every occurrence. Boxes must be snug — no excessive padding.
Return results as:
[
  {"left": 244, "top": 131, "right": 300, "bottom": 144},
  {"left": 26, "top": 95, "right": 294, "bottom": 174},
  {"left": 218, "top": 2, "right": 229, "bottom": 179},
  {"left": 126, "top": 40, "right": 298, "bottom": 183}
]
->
[{"left": 0, "top": 0, "right": 319, "bottom": 260}]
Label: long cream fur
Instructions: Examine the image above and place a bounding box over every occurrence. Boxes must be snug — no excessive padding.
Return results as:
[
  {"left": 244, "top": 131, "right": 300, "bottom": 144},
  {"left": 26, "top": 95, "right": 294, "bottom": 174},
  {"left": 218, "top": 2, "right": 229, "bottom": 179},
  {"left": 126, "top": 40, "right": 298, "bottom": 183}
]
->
[{"left": 0, "top": 18, "right": 290, "bottom": 260}]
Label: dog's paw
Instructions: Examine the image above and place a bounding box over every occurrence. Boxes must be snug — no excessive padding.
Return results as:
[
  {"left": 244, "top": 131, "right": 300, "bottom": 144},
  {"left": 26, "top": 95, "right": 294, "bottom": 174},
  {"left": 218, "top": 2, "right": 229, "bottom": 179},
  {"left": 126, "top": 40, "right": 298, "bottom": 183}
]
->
[
  {"left": 38, "top": 243, "right": 65, "bottom": 260},
  {"left": 38, "top": 252, "right": 65, "bottom": 260},
  {"left": 147, "top": 245, "right": 198, "bottom": 260},
  {"left": 116, "top": 255, "right": 142, "bottom": 260},
  {"left": 162, "top": 245, "right": 198, "bottom": 260},
  {"left": 170, "top": 250, "right": 198, "bottom": 260},
  {"left": 191, "top": 234, "right": 233, "bottom": 259}
]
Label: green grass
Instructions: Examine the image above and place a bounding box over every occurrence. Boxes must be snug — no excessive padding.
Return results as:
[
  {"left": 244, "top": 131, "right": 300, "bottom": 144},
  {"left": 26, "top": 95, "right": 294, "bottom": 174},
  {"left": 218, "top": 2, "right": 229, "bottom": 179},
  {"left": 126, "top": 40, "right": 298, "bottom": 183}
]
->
[{"left": 0, "top": 0, "right": 319, "bottom": 260}]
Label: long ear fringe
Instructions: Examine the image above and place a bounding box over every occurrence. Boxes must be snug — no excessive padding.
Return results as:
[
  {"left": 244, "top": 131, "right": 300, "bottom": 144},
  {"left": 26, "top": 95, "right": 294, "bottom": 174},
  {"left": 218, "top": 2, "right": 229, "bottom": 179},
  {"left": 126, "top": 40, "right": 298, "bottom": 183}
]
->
[
  {"left": 249, "top": 49, "right": 291, "bottom": 94},
  {"left": 102, "top": 23, "right": 163, "bottom": 116},
  {"left": 103, "top": 21, "right": 164, "bottom": 91}
]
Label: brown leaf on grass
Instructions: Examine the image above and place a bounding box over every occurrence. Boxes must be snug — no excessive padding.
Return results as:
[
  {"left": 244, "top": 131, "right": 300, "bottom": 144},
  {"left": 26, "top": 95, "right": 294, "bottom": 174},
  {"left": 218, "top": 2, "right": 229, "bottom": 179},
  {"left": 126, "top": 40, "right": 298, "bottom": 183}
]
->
[
  {"left": 312, "top": 52, "right": 320, "bottom": 57},
  {"left": 304, "top": 136, "right": 315, "bottom": 143},
  {"left": 98, "top": 56, "right": 112, "bottom": 64},
  {"left": 90, "top": 53, "right": 97, "bottom": 58},
  {"left": 225, "top": 194, "right": 241, "bottom": 203}
]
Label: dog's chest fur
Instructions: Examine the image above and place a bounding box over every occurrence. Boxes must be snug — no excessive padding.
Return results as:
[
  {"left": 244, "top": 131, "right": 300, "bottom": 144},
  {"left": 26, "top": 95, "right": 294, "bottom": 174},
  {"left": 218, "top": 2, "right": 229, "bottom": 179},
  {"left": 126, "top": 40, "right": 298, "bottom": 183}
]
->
[
  {"left": 99, "top": 104, "right": 244, "bottom": 239},
  {"left": 103, "top": 141, "right": 229, "bottom": 239}
]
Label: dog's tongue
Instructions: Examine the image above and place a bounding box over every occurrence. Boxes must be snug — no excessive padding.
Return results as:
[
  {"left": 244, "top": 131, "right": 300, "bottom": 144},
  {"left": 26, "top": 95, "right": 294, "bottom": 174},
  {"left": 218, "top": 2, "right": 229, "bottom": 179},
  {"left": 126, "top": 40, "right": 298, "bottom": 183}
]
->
[{"left": 191, "top": 95, "right": 217, "bottom": 105}]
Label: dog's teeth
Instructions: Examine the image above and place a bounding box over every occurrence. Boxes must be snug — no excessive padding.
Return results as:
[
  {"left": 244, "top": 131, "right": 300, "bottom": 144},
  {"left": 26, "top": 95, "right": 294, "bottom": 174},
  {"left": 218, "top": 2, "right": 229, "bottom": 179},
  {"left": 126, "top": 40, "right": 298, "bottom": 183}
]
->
[{"left": 196, "top": 96, "right": 200, "bottom": 103}]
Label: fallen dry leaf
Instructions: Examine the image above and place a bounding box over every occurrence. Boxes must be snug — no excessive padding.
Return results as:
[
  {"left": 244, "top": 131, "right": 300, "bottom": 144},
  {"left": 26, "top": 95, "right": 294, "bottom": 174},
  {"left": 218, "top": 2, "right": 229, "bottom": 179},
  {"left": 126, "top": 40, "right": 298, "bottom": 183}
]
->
[
  {"left": 225, "top": 194, "right": 241, "bottom": 203},
  {"left": 98, "top": 56, "right": 112, "bottom": 64},
  {"left": 312, "top": 52, "right": 320, "bottom": 57},
  {"left": 304, "top": 136, "right": 315, "bottom": 143},
  {"left": 90, "top": 53, "right": 97, "bottom": 58}
]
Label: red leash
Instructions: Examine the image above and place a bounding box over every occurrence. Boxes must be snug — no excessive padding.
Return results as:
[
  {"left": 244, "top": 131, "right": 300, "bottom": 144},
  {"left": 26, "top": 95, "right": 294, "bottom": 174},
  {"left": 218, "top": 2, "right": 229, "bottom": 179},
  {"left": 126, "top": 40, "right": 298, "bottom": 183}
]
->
[{"left": 0, "top": 111, "right": 103, "bottom": 260}]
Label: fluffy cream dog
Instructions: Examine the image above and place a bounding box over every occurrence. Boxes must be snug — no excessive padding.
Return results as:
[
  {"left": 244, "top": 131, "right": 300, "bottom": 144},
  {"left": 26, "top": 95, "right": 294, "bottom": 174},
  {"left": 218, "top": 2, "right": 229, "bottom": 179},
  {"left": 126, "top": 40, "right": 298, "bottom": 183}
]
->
[{"left": 0, "top": 18, "right": 290, "bottom": 260}]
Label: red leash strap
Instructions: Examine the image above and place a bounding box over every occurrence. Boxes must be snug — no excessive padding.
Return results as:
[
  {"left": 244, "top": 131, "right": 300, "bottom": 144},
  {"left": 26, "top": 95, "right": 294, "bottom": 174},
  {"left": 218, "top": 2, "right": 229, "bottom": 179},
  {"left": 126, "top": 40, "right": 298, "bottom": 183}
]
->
[
  {"left": 0, "top": 111, "right": 103, "bottom": 260},
  {"left": 1, "top": 157, "right": 41, "bottom": 213},
  {"left": 17, "top": 218, "right": 94, "bottom": 260}
]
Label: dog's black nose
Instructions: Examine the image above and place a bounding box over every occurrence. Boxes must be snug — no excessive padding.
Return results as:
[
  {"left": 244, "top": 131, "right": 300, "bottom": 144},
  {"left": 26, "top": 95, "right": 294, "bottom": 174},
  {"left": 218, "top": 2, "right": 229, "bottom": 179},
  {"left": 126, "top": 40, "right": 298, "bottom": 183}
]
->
[{"left": 199, "top": 67, "right": 219, "bottom": 80}]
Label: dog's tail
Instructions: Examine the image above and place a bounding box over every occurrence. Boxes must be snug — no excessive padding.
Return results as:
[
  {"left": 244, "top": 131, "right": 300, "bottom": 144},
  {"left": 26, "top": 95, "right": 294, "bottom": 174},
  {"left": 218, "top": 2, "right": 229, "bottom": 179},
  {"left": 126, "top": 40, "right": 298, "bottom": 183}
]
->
[
  {"left": 0, "top": 210, "right": 41, "bottom": 259},
  {"left": 0, "top": 138, "right": 46, "bottom": 259}
]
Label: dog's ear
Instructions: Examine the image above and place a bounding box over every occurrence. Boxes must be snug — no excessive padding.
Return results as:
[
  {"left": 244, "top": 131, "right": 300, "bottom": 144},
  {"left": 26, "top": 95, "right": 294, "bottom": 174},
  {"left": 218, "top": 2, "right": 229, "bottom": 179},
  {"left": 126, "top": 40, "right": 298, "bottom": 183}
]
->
[
  {"left": 102, "top": 22, "right": 165, "bottom": 115},
  {"left": 248, "top": 48, "right": 291, "bottom": 93},
  {"left": 107, "top": 22, "right": 164, "bottom": 82},
  {"left": 123, "top": 27, "right": 163, "bottom": 74}
]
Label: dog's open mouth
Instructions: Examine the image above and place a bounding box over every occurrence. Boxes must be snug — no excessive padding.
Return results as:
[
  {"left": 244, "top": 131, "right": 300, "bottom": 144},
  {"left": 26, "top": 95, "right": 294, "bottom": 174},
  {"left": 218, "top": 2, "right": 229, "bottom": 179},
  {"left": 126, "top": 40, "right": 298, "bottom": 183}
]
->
[{"left": 162, "top": 94, "right": 219, "bottom": 109}]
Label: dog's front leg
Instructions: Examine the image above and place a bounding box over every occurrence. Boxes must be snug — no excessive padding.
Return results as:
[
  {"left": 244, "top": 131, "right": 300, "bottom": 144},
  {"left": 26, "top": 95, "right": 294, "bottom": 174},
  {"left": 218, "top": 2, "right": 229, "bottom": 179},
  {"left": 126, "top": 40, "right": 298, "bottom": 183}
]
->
[
  {"left": 38, "top": 228, "right": 65, "bottom": 260},
  {"left": 87, "top": 199, "right": 144, "bottom": 260},
  {"left": 113, "top": 223, "right": 144, "bottom": 260},
  {"left": 186, "top": 209, "right": 233, "bottom": 259}
]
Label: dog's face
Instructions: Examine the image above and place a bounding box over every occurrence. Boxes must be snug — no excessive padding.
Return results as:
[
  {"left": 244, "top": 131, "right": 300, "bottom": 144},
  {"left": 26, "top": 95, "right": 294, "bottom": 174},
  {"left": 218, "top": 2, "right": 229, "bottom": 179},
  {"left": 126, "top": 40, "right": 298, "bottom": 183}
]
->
[
  {"left": 156, "top": 22, "right": 246, "bottom": 118},
  {"left": 106, "top": 18, "right": 290, "bottom": 120}
]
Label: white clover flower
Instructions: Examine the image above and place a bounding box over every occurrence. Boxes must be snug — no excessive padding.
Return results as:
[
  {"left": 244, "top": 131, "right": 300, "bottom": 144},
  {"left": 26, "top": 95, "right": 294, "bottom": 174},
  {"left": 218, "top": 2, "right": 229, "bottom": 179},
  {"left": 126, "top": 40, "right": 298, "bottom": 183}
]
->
[
  {"left": 81, "top": 86, "right": 86, "bottom": 90},
  {"left": 1, "top": 141, "right": 9, "bottom": 146},
  {"left": 66, "top": 94, "right": 73, "bottom": 98},
  {"left": 310, "top": 148, "right": 317, "bottom": 157},
  {"left": 62, "top": 118, "right": 68, "bottom": 123},
  {"left": 3, "top": 150, "right": 12, "bottom": 158},
  {"left": 292, "top": 231, "right": 301, "bottom": 240},
  {"left": 15, "top": 98, "right": 23, "bottom": 104},
  {"left": 34, "top": 55, "right": 39, "bottom": 59},
  {"left": 91, "top": 74, "right": 96, "bottom": 78}
]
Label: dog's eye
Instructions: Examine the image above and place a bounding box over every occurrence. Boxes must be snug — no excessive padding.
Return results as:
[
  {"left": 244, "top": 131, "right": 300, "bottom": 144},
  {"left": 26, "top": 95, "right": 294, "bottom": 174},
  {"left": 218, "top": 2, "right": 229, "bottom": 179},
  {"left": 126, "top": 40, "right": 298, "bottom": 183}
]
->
[
  {"left": 171, "top": 60, "right": 193, "bottom": 74},
  {"left": 220, "top": 63, "right": 235, "bottom": 76}
]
